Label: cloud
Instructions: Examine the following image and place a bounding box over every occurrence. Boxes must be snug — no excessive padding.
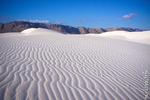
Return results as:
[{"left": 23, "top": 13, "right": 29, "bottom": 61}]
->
[
  {"left": 29, "top": 20, "right": 51, "bottom": 24},
  {"left": 4, "top": 16, "right": 10, "bottom": 19},
  {"left": 22, "top": 19, "right": 28, "bottom": 21},
  {"left": 74, "top": 19, "right": 84, "bottom": 23},
  {"left": 1, "top": 16, "right": 52, "bottom": 24},
  {"left": 80, "top": 18, "right": 94, "bottom": 22},
  {"left": 17, "top": 19, "right": 28, "bottom": 21},
  {"left": 16, "top": 19, "right": 51, "bottom": 24},
  {"left": 122, "top": 13, "right": 136, "bottom": 19},
  {"left": 53, "top": 21, "right": 64, "bottom": 24},
  {"left": 77, "top": 19, "right": 82, "bottom": 22},
  {"left": 117, "top": 13, "right": 136, "bottom": 20},
  {"left": 99, "top": 18, "right": 103, "bottom": 20},
  {"left": 117, "top": 18, "right": 123, "bottom": 20}
]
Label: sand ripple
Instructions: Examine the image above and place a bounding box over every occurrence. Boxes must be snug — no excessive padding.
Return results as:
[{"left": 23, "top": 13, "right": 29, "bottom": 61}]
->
[{"left": 0, "top": 29, "right": 150, "bottom": 100}]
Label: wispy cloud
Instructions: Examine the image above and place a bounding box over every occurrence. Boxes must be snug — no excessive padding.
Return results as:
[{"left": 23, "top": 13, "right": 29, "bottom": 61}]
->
[
  {"left": 29, "top": 20, "right": 51, "bottom": 24},
  {"left": 53, "top": 21, "right": 64, "bottom": 24},
  {"left": 99, "top": 18, "right": 103, "bottom": 20},
  {"left": 22, "top": 19, "right": 28, "bottom": 21},
  {"left": 1, "top": 16, "right": 51, "bottom": 24},
  {"left": 17, "top": 19, "right": 51, "bottom": 24},
  {"left": 74, "top": 19, "right": 84, "bottom": 23},
  {"left": 122, "top": 13, "right": 136, "bottom": 19},
  {"left": 77, "top": 19, "right": 82, "bottom": 22},
  {"left": 4, "top": 16, "right": 10, "bottom": 19},
  {"left": 17, "top": 19, "right": 27, "bottom": 21},
  {"left": 80, "top": 18, "right": 94, "bottom": 22},
  {"left": 117, "top": 13, "right": 136, "bottom": 20}
]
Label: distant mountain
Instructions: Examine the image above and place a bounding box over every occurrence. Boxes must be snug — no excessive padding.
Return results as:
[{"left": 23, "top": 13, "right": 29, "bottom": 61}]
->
[{"left": 0, "top": 21, "right": 145, "bottom": 34}]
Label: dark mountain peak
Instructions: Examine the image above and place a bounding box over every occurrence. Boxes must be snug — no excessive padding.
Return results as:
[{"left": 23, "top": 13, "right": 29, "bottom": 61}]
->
[{"left": 0, "top": 21, "right": 145, "bottom": 34}]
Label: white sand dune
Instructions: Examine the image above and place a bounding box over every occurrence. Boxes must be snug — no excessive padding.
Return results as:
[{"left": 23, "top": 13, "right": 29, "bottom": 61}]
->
[
  {"left": 21, "top": 28, "right": 38, "bottom": 34},
  {"left": 0, "top": 28, "right": 150, "bottom": 100},
  {"left": 87, "top": 31, "right": 150, "bottom": 45}
]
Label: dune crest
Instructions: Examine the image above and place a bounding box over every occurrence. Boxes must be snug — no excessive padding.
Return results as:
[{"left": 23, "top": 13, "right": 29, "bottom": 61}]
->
[
  {"left": 21, "top": 28, "right": 64, "bottom": 36},
  {"left": 21, "top": 28, "right": 38, "bottom": 33}
]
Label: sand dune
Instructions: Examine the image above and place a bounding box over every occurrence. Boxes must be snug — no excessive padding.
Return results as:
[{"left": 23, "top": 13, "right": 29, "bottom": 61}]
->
[
  {"left": 87, "top": 31, "right": 150, "bottom": 45},
  {"left": 21, "top": 28, "right": 38, "bottom": 34},
  {"left": 0, "top": 28, "right": 150, "bottom": 100}
]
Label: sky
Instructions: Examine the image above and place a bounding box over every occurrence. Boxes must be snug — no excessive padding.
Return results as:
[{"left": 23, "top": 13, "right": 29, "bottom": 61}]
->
[{"left": 0, "top": 0, "right": 150, "bottom": 30}]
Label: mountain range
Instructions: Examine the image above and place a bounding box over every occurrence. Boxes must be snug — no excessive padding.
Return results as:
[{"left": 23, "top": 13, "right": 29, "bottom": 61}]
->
[{"left": 0, "top": 21, "right": 145, "bottom": 34}]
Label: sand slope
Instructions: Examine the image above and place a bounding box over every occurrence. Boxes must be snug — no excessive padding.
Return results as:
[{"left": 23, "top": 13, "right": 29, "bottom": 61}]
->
[
  {"left": 0, "top": 28, "right": 150, "bottom": 100},
  {"left": 87, "top": 31, "right": 150, "bottom": 45}
]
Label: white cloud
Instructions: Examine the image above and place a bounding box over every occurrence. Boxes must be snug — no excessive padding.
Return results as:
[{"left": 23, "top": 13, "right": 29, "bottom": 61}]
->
[
  {"left": 22, "top": 19, "right": 28, "bottom": 21},
  {"left": 122, "top": 13, "right": 136, "bottom": 19},
  {"left": 1, "top": 16, "right": 51, "bottom": 24},
  {"left": 17, "top": 19, "right": 51, "bottom": 24},
  {"left": 53, "top": 21, "right": 64, "bottom": 24},
  {"left": 29, "top": 20, "right": 51, "bottom": 24}
]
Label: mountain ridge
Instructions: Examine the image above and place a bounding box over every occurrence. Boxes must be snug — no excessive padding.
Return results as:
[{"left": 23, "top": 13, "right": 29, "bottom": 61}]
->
[{"left": 0, "top": 21, "right": 145, "bottom": 34}]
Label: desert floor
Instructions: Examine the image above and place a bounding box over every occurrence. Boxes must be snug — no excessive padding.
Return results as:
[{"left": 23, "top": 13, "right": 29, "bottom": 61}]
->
[{"left": 0, "top": 28, "right": 150, "bottom": 100}]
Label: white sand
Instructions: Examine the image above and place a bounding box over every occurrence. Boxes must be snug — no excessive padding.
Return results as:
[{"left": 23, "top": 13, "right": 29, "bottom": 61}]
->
[
  {"left": 0, "top": 28, "right": 150, "bottom": 100},
  {"left": 21, "top": 28, "right": 38, "bottom": 33},
  {"left": 87, "top": 31, "right": 150, "bottom": 45}
]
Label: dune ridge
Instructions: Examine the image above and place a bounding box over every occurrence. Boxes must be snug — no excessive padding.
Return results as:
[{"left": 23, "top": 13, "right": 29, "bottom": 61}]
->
[{"left": 0, "top": 28, "right": 150, "bottom": 100}]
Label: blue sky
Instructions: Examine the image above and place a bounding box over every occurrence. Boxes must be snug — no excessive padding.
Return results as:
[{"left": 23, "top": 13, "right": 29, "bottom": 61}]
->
[{"left": 0, "top": 0, "right": 150, "bottom": 30}]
